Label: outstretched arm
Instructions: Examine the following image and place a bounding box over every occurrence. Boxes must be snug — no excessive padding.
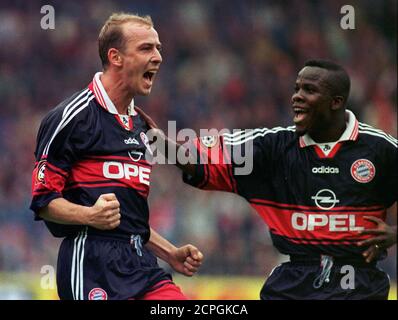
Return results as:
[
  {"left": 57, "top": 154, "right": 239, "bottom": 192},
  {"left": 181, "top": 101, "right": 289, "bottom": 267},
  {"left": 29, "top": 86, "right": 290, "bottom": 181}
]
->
[
  {"left": 136, "top": 106, "right": 197, "bottom": 177},
  {"left": 146, "top": 228, "right": 203, "bottom": 277}
]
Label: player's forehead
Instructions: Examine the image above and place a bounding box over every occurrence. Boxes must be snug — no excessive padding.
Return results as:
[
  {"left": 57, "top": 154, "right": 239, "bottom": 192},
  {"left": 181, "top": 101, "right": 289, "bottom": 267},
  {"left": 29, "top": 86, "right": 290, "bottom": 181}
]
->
[
  {"left": 122, "top": 22, "right": 161, "bottom": 47},
  {"left": 296, "top": 66, "right": 329, "bottom": 86}
]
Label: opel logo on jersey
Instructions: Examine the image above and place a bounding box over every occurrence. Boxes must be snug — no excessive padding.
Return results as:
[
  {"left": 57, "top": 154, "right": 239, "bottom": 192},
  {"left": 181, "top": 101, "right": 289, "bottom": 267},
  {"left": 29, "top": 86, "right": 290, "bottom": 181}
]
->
[
  {"left": 103, "top": 161, "right": 151, "bottom": 185},
  {"left": 351, "top": 159, "right": 375, "bottom": 183},
  {"left": 311, "top": 189, "right": 340, "bottom": 210},
  {"left": 291, "top": 213, "right": 364, "bottom": 232},
  {"left": 312, "top": 166, "right": 339, "bottom": 174},
  {"left": 128, "top": 151, "right": 143, "bottom": 162}
]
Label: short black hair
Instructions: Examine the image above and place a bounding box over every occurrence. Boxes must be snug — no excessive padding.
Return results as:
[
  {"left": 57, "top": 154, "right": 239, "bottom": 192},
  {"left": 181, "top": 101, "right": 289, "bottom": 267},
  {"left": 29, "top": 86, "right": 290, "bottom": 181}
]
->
[{"left": 304, "top": 59, "right": 351, "bottom": 103}]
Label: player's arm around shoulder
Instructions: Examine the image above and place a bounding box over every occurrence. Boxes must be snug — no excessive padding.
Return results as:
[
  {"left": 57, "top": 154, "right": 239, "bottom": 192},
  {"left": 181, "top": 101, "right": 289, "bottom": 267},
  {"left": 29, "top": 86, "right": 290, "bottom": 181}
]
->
[{"left": 135, "top": 106, "right": 197, "bottom": 177}]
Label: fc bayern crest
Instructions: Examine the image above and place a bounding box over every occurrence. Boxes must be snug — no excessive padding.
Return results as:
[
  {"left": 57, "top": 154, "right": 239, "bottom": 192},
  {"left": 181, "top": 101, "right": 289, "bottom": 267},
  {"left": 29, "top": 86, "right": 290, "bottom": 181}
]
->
[
  {"left": 88, "top": 288, "right": 108, "bottom": 300},
  {"left": 200, "top": 135, "right": 218, "bottom": 148},
  {"left": 350, "top": 159, "right": 376, "bottom": 183}
]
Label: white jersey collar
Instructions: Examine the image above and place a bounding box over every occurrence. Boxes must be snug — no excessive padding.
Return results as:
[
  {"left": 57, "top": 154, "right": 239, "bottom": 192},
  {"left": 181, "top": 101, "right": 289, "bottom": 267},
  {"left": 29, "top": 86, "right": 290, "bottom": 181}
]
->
[
  {"left": 92, "top": 72, "right": 137, "bottom": 116},
  {"left": 299, "top": 109, "right": 359, "bottom": 148}
]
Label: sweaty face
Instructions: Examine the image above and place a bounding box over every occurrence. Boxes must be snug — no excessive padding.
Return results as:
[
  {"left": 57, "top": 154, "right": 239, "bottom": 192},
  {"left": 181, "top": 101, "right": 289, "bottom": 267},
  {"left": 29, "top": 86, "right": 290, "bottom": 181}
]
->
[
  {"left": 291, "top": 67, "right": 334, "bottom": 136},
  {"left": 119, "top": 23, "right": 162, "bottom": 96}
]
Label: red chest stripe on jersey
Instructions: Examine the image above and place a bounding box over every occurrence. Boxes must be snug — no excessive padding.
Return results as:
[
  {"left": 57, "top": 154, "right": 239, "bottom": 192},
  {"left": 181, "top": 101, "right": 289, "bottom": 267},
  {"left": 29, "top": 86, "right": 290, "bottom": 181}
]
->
[
  {"left": 195, "top": 138, "right": 236, "bottom": 192},
  {"left": 67, "top": 159, "right": 151, "bottom": 197},
  {"left": 250, "top": 198, "right": 384, "bottom": 212},
  {"left": 250, "top": 202, "right": 386, "bottom": 245}
]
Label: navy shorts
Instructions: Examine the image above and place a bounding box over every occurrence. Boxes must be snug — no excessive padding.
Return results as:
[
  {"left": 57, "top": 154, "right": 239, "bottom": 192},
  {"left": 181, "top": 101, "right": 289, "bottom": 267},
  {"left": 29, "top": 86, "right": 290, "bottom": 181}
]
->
[
  {"left": 260, "top": 257, "right": 390, "bottom": 300},
  {"left": 56, "top": 231, "right": 173, "bottom": 300}
]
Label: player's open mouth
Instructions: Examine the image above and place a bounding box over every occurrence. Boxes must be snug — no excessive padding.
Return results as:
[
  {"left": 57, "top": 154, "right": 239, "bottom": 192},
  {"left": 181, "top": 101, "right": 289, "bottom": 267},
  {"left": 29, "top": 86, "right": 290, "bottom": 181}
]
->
[
  {"left": 143, "top": 71, "right": 156, "bottom": 83},
  {"left": 293, "top": 106, "right": 309, "bottom": 124}
]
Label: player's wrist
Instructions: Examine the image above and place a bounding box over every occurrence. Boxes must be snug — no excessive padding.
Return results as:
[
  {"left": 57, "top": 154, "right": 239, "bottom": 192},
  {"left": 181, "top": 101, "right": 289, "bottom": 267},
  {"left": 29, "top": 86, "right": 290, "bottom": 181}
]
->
[
  {"left": 160, "top": 245, "right": 179, "bottom": 265},
  {"left": 79, "top": 205, "right": 95, "bottom": 225},
  {"left": 163, "top": 244, "right": 178, "bottom": 261}
]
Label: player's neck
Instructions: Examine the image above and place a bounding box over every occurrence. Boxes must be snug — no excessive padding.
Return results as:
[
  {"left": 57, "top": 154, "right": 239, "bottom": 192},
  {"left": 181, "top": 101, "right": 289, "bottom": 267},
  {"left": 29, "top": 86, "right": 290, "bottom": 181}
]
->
[
  {"left": 310, "top": 115, "right": 346, "bottom": 143},
  {"left": 100, "top": 71, "right": 133, "bottom": 115}
]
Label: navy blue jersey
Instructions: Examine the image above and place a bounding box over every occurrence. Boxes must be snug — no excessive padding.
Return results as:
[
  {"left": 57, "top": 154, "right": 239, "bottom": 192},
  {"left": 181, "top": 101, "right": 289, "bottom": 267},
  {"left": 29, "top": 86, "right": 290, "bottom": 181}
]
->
[
  {"left": 31, "top": 73, "right": 154, "bottom": 242},
  {"left": 184, "top": 110, "right": 397, "bottom": 259}
]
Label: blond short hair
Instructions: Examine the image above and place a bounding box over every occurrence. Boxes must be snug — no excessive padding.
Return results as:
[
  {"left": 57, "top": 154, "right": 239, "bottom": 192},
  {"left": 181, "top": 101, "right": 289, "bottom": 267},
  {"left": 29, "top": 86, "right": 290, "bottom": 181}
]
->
[{"left": 98, "top": 13, "right": 154, "bottom": 69}]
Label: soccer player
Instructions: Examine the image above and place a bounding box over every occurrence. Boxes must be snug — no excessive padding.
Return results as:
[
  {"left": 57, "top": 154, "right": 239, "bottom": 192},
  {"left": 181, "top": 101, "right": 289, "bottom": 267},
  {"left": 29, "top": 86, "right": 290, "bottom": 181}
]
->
[
  {"left": 137, "top": 60, "right": 397, "bottom": 300},
  {"left": 30, "top": 13, "right": 203, "bottom": 300}
]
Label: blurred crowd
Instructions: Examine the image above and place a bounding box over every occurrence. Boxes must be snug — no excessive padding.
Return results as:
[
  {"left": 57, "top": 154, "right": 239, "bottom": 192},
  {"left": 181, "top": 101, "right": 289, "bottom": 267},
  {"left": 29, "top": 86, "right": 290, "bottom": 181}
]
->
[{"left": 0, "top": 0, "right": 396, "bottom": 280}]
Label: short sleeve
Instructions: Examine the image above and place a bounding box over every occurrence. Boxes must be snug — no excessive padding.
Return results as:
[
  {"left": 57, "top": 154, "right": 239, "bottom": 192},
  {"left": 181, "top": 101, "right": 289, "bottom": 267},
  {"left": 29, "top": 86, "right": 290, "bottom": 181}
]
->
[{"left": 30, "top": 107, "right": 93, "bottom": 216}]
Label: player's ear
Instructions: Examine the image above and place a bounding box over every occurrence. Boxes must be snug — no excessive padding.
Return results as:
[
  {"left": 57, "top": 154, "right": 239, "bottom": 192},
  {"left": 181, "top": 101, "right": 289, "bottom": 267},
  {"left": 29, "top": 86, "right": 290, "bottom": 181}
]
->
[
  {"left": 107, "top": 48, "right": 123, "bottom": 68},
  {"left": 331, "top": 95, "right": 344, "bottom": 111}
]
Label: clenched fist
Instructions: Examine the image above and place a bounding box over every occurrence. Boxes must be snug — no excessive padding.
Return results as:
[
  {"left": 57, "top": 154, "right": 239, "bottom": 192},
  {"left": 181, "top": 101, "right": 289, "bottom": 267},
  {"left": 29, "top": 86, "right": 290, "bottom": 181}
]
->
[
  {"left": 86, "top": 193, "right": 121, "bottom": 230},
  {"left": 169, "top": 244, "right": 204, "bottom": 277}
]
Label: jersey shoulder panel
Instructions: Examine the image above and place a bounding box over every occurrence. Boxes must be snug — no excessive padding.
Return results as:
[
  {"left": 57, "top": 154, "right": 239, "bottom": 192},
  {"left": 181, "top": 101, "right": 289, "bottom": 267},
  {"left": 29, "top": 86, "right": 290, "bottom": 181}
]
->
[
  {"left": 35, "top": 89, "right": 97, "bottom": 159},
  {"left": 358, "top": 122, "right": 397, "bottom": 150},
  {"left": 40, "top": 89, "right": 96, "bottom": 134},
  {"left": 223, "top": 125, "right": 296, "bottom": 146},
  {"left": 223, "top": 125, "right": 297, "bottom": 163}
]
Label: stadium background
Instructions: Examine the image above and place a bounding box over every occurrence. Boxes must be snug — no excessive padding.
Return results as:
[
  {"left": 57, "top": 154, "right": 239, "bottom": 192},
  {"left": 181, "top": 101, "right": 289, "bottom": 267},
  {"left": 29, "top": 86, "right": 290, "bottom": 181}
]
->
[{"left": 0, "top": 0, "right": 396, "bottom": 299}]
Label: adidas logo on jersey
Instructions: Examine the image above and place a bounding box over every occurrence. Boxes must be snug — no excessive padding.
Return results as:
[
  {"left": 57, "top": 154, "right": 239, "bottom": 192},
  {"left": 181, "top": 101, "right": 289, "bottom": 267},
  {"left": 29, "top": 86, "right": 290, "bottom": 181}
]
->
[
  {"left": 124, "top": 137, "right": 139, "bottom": 145},
  {"left": 312, "top": 166, "right": 339, "bottom": 174}
]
